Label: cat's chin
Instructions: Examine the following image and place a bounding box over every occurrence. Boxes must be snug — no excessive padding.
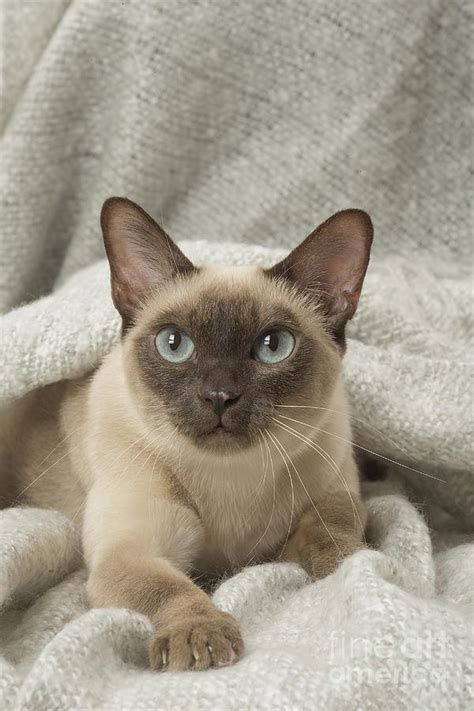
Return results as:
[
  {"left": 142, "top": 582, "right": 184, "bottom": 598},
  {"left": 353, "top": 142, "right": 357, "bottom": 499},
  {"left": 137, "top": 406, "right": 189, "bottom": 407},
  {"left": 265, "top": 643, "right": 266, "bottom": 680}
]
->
[{"left": 191, "top": 425, "right": 252, "bottom": 454}]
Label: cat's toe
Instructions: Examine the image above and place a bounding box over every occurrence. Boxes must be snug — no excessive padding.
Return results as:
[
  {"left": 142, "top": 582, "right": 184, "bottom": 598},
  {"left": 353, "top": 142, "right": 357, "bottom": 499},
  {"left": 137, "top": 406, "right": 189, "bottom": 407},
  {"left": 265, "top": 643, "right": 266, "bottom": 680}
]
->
[
  {"left": 149, "top": 634, "right": 169, "bottom": 671},
  {"left": 149, "top": 613, "right": 243, "bottom": 672}
]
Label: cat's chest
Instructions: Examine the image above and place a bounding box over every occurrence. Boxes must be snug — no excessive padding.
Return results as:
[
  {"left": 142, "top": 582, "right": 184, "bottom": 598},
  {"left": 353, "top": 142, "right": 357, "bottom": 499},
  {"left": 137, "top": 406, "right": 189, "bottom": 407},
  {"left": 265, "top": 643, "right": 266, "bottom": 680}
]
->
[{"left": 191, "top": 466, "right": 312, "bottom": 570}]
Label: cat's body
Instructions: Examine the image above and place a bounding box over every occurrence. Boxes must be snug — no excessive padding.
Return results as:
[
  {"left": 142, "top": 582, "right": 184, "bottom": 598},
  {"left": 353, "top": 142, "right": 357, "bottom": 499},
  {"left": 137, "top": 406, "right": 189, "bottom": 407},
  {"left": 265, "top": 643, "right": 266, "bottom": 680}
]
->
[
  {"left": 4, "top": 342, "right": 357, "bottom": 573},
  {"left": 1, "top": 200, "right": 372, "bottom": 671}
]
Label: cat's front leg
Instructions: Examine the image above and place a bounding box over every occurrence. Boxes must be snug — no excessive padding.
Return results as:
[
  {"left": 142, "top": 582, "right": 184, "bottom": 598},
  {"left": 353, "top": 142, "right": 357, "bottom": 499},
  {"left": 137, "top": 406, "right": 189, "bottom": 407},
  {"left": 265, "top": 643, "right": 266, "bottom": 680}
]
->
[
  {"left": 281, "top": 491, "right": 367, "bottom": 580},
  {"left": 83, "top": 483, "right": 243, "bottom": 671}
]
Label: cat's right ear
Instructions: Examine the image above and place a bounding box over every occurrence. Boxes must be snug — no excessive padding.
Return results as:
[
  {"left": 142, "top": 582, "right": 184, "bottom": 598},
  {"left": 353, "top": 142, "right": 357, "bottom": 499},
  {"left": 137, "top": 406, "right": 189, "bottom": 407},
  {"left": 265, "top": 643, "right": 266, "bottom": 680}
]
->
[{"left": 101, "top": 197, "right": 195, "bottom": 327}]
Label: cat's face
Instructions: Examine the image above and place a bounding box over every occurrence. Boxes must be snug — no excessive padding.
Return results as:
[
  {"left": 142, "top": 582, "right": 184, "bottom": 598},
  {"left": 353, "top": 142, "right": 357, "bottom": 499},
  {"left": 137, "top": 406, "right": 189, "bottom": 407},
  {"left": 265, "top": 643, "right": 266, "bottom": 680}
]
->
[
  {"left": 125, "top": 266, "right": 339, "bottom": 452},
  {"left": 101, "top": 198, "right": 372, "bottom": 455}
]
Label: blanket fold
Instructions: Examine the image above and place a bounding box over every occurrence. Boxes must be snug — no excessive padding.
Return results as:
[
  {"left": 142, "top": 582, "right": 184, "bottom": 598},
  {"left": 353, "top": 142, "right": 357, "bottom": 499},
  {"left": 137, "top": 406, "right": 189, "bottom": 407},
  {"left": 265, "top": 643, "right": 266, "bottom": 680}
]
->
[
  {"left": 0, "top": 486, "right": 472, "bottom": 710},
  {"left": 1, "top": 1, "right": 472, "bottom": 708}
]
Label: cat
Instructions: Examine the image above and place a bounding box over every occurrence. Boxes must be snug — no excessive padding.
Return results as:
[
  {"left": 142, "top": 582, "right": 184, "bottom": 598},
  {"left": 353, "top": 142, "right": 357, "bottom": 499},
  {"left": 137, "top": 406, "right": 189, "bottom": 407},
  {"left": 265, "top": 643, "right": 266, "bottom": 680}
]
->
[{"left": 0, "top": 197, "right": 373, "bottom": 671}]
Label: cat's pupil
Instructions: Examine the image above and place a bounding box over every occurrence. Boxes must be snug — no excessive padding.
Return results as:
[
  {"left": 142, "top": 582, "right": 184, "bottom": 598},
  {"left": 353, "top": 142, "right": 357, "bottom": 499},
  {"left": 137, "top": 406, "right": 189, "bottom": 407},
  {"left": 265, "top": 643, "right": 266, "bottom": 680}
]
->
[
  {"left": 168, "top": 331, "right": 181, "bottom": 351},
  {"left": 264, "top": 332, "right": 279, "bottom": 352}
]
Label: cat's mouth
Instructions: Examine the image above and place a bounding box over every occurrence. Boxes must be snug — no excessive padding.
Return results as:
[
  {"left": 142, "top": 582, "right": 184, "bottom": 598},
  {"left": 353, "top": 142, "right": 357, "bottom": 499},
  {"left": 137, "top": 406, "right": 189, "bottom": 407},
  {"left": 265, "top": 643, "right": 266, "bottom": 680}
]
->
[
  {"left": 206, "top": 422, "right": 232, "bottom": 436},
  {"left": 194, "top": 419, "right": 250, "bottom": 451},
  {"left": 168, "top": 405, "right": 257, "bottom": 451}
]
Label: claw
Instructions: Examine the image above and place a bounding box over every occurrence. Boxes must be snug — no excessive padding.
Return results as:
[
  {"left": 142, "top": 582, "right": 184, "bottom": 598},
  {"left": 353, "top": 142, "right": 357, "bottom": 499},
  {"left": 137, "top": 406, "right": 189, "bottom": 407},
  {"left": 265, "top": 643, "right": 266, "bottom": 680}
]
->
[{"left": 217, "top": 647, "right": 237, "bottom": 667}]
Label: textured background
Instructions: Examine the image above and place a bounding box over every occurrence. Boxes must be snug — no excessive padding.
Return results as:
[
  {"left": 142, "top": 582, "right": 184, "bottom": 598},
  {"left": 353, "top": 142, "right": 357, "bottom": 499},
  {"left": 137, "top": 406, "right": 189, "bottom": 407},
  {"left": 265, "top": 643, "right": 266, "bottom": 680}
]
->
[
  {"left": 1, "top": 0, "right": 472, "bottom": 307},
  {"left": 0, "top": 1, "right": 472, "bottom": 708},
  {"left": 0, "top": 0, "right": 472, "bottom": 515}
]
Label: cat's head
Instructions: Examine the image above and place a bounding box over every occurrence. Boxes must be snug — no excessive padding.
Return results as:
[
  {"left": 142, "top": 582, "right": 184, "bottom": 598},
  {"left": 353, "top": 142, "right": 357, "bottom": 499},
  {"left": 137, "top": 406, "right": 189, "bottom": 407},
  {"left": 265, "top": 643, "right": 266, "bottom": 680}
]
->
[{"left": 101, "top": 198, "right": 372, "bottom": 455}]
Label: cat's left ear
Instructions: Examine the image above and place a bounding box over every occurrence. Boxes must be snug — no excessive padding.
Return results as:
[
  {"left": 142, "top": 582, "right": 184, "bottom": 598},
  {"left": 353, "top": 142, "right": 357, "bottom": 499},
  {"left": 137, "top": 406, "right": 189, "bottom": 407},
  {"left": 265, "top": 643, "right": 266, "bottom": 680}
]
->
[
  {"left": 101, "top": 197, "right": 195, "bottom": 327},
  {"left": 266, "top": 209, "right": 373, "bottom": 342}
]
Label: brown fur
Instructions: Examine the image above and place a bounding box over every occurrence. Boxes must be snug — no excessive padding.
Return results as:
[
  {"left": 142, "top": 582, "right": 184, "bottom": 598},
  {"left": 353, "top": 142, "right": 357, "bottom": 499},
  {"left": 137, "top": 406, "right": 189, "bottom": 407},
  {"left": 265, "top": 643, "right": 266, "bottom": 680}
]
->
[
  {"left": 1, "top": 198, "right": 373, "bottom": 671},
  {"left": 282, "top": 491, "right": 368, "bottom": 579}
]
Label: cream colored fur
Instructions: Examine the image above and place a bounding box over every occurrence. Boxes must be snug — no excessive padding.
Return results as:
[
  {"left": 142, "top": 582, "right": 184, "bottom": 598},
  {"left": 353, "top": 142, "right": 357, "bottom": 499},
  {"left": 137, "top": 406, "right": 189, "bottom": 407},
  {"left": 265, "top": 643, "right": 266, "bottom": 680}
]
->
[{"left": 1, "top": 264, "right": 363, "bottom": 671}]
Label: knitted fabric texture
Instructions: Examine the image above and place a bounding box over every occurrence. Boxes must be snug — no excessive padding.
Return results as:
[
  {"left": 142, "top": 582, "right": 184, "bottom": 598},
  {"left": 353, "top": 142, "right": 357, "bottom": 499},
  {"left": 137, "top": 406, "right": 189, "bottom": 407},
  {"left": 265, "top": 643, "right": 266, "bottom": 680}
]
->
[{"left": 0, "top": 1, "right": 472, "bottom": 709}]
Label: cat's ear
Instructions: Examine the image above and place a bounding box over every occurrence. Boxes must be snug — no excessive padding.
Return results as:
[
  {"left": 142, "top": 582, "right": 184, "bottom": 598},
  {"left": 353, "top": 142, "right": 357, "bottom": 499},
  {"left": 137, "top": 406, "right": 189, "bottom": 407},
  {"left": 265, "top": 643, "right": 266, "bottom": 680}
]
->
[
  {"left": 101, "top": 197, "right": 195, "bottom": 326},
  {"left": 266, "top": 209, "right": 373, "bottom": 341}
]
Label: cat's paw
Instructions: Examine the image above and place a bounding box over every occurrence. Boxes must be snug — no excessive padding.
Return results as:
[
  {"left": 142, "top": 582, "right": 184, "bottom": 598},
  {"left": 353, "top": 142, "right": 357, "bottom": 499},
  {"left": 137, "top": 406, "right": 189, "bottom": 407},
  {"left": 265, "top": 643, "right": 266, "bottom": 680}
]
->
[
  {"left": 283, "top": 507, "right": 366, "bottom": 580},
  {"left": 299, "top": 536, "right": 364, "bottom": 580},
  {"left": 149, "top": 610, "right": 243, "bottom": 671}
]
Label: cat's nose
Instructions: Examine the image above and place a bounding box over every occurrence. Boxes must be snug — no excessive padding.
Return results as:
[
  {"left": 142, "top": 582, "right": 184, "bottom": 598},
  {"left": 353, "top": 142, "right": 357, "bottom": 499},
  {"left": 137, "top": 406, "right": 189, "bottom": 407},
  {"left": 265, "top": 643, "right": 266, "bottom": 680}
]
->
[{"left": 201, "top": 389, "right": 241, "bottom": 417}]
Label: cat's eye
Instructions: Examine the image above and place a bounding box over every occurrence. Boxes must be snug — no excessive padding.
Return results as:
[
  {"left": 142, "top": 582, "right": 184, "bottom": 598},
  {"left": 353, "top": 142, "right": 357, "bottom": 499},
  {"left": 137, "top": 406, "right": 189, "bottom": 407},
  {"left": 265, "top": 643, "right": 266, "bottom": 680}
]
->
[
  {"left": 155, "top": 327, "right": 195, "bottom": 363},
  {"left": 252, "top": 329, "right": 296, "bottom": 364}
]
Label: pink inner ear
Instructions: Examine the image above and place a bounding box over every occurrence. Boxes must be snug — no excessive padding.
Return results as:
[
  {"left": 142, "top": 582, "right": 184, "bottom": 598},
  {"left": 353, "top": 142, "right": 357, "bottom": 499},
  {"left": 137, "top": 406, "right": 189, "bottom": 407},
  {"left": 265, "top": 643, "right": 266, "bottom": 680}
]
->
[
  {"left": 101, "top": 197, "right": 195, "bottom": 325},
  {"left": 267, "top": 209, "right": 373, "bottom": 332},
  {"left": 321, "top": 230, "right": 372, "bottom": 322}
]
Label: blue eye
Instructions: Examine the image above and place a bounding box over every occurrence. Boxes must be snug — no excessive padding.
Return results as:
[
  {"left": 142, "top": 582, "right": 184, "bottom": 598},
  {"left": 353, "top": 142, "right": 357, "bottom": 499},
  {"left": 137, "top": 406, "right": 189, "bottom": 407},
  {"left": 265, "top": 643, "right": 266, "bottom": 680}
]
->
[
  {"left": 252, "top": 329, "right": 295, "bottom": 364},
  {"left": 155, "top": 327, "right": 195, "bottom": 363}
]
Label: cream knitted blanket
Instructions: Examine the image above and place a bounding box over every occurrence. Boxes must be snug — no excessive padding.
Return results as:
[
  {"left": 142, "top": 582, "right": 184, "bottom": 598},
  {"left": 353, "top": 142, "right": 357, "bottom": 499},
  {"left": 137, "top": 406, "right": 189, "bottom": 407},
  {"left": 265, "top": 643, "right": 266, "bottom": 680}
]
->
[{"left": 0, "top": 1, "right": 472, "bottom": 708}]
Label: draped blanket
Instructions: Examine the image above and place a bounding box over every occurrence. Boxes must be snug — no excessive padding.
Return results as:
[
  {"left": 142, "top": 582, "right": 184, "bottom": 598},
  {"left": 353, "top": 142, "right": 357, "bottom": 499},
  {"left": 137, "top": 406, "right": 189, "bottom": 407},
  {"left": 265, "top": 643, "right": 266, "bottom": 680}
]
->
[{"left": 0, "top": 1, "right": 472, "bottom": 708}]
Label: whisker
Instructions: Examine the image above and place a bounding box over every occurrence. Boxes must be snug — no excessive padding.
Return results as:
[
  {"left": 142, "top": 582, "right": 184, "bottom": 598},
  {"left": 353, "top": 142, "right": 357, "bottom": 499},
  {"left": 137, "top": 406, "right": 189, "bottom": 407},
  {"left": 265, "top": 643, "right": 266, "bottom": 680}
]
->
[
  {"left": 272, "top": 417, "right": 366, "bottom": 543},
  {"left": 227, "top": 443, "right": 267, "bottom": 532},
  {"left": 147, "top": 427, "right": 178, "bottom": 523},
  {"left": 146, "top": 450, "right": 160, "bottom": 523},
  {"left": 36, "top": 426, "right": 84, "bottom": 468},
  {"left": 268, "top": 428, "right": 343, "bottom": 556},
  {"left": 69, "top": 423, "right": 172, "bottom": 523},
  {"left": 277, "top": 413, "right": 446, "bottom": 484},
  {"left": 17, "top": 447, "right": 81, "bottom": 498},
  {"left": 257, "top": 431, "right": 265, "bottom": 471},
  {"left": 245, "top": 431, "right": 276, "bottom": 565},
  {"left": 250, "top": 431, "right": 270, "bottom": 505},
  {"left": 275, "top": 404, "right": 413, "bottom": 462},
  {"left": 265, "top": 428, "right": 295, "bottom": 557}
]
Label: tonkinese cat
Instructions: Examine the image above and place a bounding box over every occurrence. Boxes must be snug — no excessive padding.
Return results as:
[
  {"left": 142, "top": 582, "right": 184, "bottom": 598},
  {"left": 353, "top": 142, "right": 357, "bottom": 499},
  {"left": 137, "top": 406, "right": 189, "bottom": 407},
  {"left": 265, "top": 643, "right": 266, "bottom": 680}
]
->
[{"left": 0, "top": 198, "right": 373, "bottom": 670}]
